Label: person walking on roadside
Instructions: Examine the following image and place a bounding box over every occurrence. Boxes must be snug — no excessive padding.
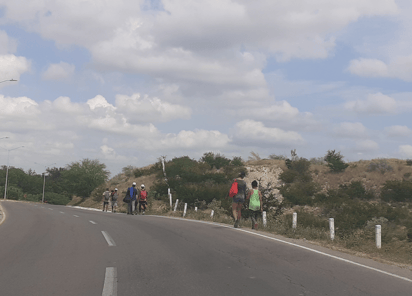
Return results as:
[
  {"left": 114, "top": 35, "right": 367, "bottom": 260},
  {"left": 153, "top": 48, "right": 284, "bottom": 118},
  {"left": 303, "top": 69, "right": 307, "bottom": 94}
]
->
[
  {"left": 111, "top": 188, "right": 118, "bottom": 213},
  {"left": 126, "top": 182, "right": 138, "bottom": 215},
  {"left": 230, "top": 171, "right": 247, "bottom": 228},
  {"left": 102, "top": 188, "right": 110, "bottom": 212},
  {"left": 246, "top": 180, "right": 263, "bottom": 230},
  {"left": 138, "top": 184, "right": 148, "bottom": 215}
]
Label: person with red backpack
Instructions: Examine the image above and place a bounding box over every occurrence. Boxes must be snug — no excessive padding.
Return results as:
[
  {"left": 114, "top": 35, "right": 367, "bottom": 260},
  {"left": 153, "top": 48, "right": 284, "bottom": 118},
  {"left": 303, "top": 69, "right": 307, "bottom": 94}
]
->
[
  {"left": 138, "top": 184, "right": 148, "bottom": 215},
  {"left": 228, "top": 171, "right": 247, "bottom": 228}
]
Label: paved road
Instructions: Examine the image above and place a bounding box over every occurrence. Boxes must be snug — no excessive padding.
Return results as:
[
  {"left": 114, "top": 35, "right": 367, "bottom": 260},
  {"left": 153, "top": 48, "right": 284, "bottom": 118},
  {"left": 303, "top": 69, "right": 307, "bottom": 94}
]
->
[{"left": 1, "top": 200, "right": 412, "bottom": 295}]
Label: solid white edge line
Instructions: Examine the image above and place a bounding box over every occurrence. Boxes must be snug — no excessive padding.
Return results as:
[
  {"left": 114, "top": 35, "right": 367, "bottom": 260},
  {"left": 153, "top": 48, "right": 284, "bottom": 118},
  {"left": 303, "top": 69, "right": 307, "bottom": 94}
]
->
[
  {"left": 90, "top": 220, "right": 97, "bottom": 224},
  {"left": 149, "top": 215, "right": 412, "bottom": 284},
  {"left": 101, "top": 231, "right": 116, "bottom": 247},
  {"left": 102, "top": 267, "right": 117, "bottom": 296}
]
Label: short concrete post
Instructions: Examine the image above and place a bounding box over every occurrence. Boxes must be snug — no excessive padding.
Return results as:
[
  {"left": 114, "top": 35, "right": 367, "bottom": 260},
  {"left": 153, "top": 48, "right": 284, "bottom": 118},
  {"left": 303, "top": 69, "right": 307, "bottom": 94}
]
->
[
  {"left": 210, "top": 210, "right": 214, "bottom": 218},
  {"left": 329, "top": 218, "right": 335, "bottom": 241},
  {"left": 168, "top": 188, "right": 172, "bottom": 208},
  {"left": 262, "top": 211, "right": 267, "bottom": 227},
  {"left": 292, "top": 212, "right": 297, "bottom": 229},
  {"left": 195, "top": 207, "right": 198, "bottom": 212},
  {"left": 183, "top": 203, "right": 187, "bottom": 217},
  {"left": 174, "top": 199, "right": 179, "bottom": 212},
  {"left": 376, "top": 225, "right": 381, "bottom": 249}
]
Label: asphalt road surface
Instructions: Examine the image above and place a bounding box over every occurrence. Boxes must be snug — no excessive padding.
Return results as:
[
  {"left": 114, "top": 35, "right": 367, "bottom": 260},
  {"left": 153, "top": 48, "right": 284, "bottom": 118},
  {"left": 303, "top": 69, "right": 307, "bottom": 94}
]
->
[{"left": 1, "top": 200, "right": 412, "bottom": 296}]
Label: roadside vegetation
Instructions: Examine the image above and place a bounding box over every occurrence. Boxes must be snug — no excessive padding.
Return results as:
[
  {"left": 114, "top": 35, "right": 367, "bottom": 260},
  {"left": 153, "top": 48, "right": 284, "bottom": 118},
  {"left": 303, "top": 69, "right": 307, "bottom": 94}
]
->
[{"left": 0, "top": 158, "right": 109, "bottom": 205}]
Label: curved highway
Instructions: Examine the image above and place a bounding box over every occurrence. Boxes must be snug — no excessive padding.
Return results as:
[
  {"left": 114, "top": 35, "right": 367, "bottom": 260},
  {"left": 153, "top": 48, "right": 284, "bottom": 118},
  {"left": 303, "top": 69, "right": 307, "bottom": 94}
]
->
[{"left": 0, "top": 200, "right": 411, "bottom": 295}]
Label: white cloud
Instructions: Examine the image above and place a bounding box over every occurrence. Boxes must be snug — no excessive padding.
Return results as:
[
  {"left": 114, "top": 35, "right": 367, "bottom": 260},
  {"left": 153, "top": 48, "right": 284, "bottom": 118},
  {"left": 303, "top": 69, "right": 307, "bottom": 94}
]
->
[
  {"left": 0, "top": 54, "right": 30, "bottom": 83},
  {"left": 334, "top": 122, "right": 368, "bottom": 138},
  {"left": 115, "top": 93, "right": 191, "bottom": 122},
  {"left": 344, "top": 93, "right": 397, "bottom": 114},
  {"left": 348, "top": 55, "right": 412, "bottom": 82},
  {"left": 233, "top": 120, "right": 304, "bottom": 146},
  {"left": 0, "top": 30, "right": 17, "bottom": 54},
  {"left": 42, "top": 62, "right": 75, "bottom": 81},
  {"left": 160, "top": 130, "right": 231, "bottom": 150},
  {"left": 384, "top": 125, "right": 412, "bottom": 137},
  {"left": 347, "top": 58, "right": 389, "bottom": 77},
  {"left": 355, "top": 139, "right": 379, "bottom": 151},
  {"left": 87, "top": 95, "right": 115, "bottom": 110},
  {"left": 399, "top": 145, "right": 412, "bottom": 158}
]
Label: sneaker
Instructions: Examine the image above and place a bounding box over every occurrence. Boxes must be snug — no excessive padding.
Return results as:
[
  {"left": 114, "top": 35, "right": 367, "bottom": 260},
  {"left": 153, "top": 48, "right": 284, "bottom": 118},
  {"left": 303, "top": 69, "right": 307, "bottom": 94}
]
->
[
  {"left": 234, "top": 220, "right": 240, "bottom": 228},
  {"left": 142, "top": 211, "right": 145, "bottom": 215}
]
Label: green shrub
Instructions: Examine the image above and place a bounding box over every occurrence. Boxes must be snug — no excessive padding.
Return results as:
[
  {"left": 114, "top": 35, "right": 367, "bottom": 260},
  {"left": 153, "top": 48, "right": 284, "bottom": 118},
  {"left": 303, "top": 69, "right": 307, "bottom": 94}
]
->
[
  {"left": 324, "top": 150, "right": 349, "bottom": 173},
  {"left": 367, "top": 159, "right": 393, "bottom": 174},
  {"left": 381, "top": 180, "right": 412, "bottom": 202},
  {"left": 44, "top": 192, "right": 70, "bottom": 205}
]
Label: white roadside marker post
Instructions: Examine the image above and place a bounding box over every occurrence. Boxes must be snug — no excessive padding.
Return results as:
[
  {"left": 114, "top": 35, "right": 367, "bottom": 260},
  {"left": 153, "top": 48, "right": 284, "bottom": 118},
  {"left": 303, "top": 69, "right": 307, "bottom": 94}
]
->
[
  {"left": 174, "top": 199, "right": 179, "bottom": 212},
  {"left": 329, "top": 218, "right": 335, "bottom": 241},
  {"left": 376, "top": 225, "right": 382, "bottom": 249},
  {"left": 195, "top": 207, "right": 198, "bottom": 212},
  {"left": 168, "top": 188, "right": 172, "bottom": 209},
  {"left": 183, "top": 203, "right": 187, "bottom": 217},
  {"left": 262, "top": 211, "right": 267, "bottom": 228},
  {"left": 292, "top": 212, "right": 297, "bottom": 229},
  {"left": 210, "top": 210, "right": 214, "bottom": 218}
]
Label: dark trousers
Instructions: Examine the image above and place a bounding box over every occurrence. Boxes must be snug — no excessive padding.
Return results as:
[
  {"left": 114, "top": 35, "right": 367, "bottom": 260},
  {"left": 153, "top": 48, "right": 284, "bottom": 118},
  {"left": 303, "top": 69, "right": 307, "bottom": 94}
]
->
[{"left": 139, "top": 201, "right": 147, "bottom": 212}]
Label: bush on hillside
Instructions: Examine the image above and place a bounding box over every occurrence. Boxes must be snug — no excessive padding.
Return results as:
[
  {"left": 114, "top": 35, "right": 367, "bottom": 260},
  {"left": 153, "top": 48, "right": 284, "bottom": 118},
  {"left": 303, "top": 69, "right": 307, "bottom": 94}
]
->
[
  {"left": 338, "top": 181, "right": 374, "bottom": 200},
  {"left": 151, "top": 156, "right": 244, "bottom": 205},
  {"left": 324, "top": 150, "right": 349, "bottom": 173},
  {"left": 367, "top": 159, "right": 393, "bottom": 174},
  {"left": 381, "top": 180, "right": 412, "bottom": 202}
]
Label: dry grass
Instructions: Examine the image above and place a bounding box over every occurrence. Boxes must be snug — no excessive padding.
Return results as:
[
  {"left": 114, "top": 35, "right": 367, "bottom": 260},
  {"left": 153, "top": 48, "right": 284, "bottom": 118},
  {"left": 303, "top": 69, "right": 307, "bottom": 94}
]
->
[{"left": 312, "top": 158, "right": 412, "bottom": 195}]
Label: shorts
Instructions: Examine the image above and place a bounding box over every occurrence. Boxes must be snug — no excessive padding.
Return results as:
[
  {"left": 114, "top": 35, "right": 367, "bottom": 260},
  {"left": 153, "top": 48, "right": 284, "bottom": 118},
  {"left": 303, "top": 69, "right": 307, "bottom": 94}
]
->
[
  {"left": 103, "top": 201, "right": 109, "bottom": 205},
  {"left": 111, "top": 201, "right": 118, "bottom": 207}
]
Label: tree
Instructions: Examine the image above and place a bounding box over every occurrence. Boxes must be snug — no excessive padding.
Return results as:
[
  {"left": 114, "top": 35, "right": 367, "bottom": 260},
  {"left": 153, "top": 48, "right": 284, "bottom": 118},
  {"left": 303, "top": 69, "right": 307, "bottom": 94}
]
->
[
  {"left": 61, "top": 159, "right": 109, "bottom": 197},
  {"left": 324, "top": 150, "right": 349, "bottom": 173}
]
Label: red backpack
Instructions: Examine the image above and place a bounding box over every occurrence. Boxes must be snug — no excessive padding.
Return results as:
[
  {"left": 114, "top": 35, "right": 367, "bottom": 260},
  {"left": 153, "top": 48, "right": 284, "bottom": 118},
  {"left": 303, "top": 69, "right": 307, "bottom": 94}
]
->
[
  {"left": 140, "top": 190, "right": 147, "bottom": 200},
  {"left": 229, "top": 179, "right": 238, "bottom": 197}
]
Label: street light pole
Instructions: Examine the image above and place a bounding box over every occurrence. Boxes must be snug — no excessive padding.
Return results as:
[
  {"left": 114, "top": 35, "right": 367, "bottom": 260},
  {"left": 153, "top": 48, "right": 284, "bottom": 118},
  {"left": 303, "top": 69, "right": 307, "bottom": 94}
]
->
[
  {"left": 3, "top": 146, "right": 24, "bottom": 200},
  {"left": 35, "top": 162, "right": 56, "bottom": 203}
]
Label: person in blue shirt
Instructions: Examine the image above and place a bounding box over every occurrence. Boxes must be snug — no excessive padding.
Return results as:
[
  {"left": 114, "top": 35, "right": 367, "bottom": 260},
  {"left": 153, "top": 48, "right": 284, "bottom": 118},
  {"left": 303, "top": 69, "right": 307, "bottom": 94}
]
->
[{"left": 126, "top": 182, "right": 138, "bottom": 215}]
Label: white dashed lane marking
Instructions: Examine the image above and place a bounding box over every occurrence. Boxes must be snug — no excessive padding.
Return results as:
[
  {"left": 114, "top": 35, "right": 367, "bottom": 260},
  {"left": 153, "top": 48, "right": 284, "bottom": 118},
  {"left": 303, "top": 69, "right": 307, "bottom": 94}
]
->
[
  {"left": 73, "top": 215, "right": 79, "bottom": 217},
  {"left": 102, "top": 267, "right": 117, "bottom": 296},
  {"left": 89, "top": 220, "right": 97, "bottom": 225},
  {"left": 101, "top": 231, "right": 116, "bottom": 247}
]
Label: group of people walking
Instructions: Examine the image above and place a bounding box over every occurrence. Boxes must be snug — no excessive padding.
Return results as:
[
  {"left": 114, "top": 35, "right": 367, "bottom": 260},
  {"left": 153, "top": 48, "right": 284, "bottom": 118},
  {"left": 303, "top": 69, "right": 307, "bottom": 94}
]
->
[
  {"left": 102, "top": 182, "right": 148, "bottom": 215},
  {"left": 230, "top": 171, "right": 263, "bottom": 229},
  {"left": 124, "top": 182, "right": 148, "bottom": 215},
  {"left": 102, "top": 172, "right": 261, "bottom": 228},
  {"left": 102, "top": 188, "right": 119, "bottom": 213}
]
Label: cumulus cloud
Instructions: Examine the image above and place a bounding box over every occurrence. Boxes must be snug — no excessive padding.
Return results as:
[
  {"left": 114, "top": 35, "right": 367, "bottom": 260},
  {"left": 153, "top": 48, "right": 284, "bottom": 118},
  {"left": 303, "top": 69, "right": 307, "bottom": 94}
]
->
[
  {"left": 0, "top": 30, "right": 17, "bottom": 54},
  {"left": 333, "top": 122, "right": 368, "bottom": 138},
  {"left": 42, "top": 62, "right": 75, "bottom": 81},
  {"left": 344, "top": 93, "right": 397, "bottom": 114},
  {"left": 233, "top": 120, "right": 304, "bottom": 146},
  {"left": 347, "top": 55, "right": 412, "bottom": 82},
  {"left": 355, "top": 139, "right": 379, "bottom": 152},
  {"left": 0, "top": 54, "right": 30, "bottom": 84},
  {"left": 160, "top": 130, "right": 231, "bottom": 150},
  {"left": 347, "top": 58, "right": 389, "bottom": 77},
  {"left": 384, "top": 125, "right": 412, "bottom": 137},
  {"left": 399, "top": 145, "right": 412, "bottom": 158},
  {"left": 115, "top": 93, "right": 191, "bottom": 122}
]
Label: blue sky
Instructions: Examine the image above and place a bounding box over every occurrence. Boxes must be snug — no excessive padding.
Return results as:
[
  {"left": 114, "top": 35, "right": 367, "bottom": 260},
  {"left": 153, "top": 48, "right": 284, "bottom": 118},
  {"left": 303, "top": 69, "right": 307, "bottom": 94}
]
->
[{"left": 0, "top": 0, "right": 411, "bottom": 176}]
